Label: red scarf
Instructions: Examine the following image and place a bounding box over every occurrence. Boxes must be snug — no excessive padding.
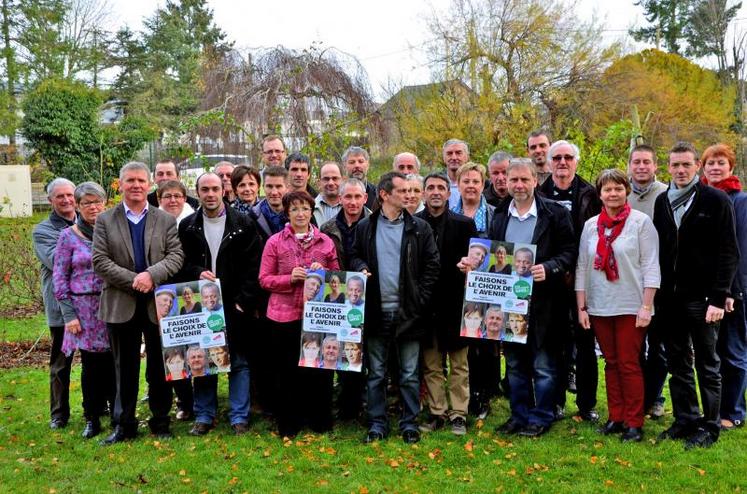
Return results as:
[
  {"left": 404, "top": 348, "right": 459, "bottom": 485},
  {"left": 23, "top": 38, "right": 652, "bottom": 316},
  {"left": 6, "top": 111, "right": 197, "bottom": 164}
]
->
[
  {"left": 701, "top": 174, "right": 742, "bottom": 194},
  {"left": 594, "top": 203, "right": 631, "bottom": 281}
]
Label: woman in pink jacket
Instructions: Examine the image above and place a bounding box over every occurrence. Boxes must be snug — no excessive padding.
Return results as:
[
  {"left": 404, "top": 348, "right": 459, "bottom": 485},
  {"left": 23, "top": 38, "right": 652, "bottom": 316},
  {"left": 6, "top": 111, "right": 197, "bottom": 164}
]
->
[{"left": 259, "top": 191, "right": 339, "bottom": 438}]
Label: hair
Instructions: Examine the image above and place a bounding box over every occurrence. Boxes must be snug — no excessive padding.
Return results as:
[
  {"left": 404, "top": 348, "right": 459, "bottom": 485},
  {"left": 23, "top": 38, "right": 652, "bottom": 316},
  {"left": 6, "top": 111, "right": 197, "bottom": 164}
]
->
[
  {"left": 342, "top": 146, "right": 369, "bottom": 163},
  {"left": 155, "top": 289, "right": 175, "bottom": 302},
  {"left": 392, "top": 152, "right": 421, "bottom": 171},
  {"left": 339, "top": 177, "right": 367, "bottom": 196},
  {"left": 595, "top": 169, "right": 631, "bottom": 196},
  {"left": 74, "top": 181, "right": 106, "bottom": 203},
  {"left": 669, "top": 141, "right": 698, "bottom": 159},
  {"left": 262, "top": 134, "right": 286, "bottom": 148},
  {"left": 282, "top": 190, "right": 315, "bottom": 215},
  {"left": 285, "top": 152, "right": 310, "bottom": 170},
  {"left": 213, "top": 161, "right": 235, "bottom": 173},
  {"left": 157, "top": 180, "right": 187, "bottom": 199},
  {"left": 423, "top": 171, "right": 450, "bottom": 188},
  {"left": 195, "top": 172, "right": 222, "bottom": 191},
  {"left": 443, "top": 138, "right": 470, "bottom": 155},
  {"left": 507, "top": 158, "right": 538, "bottom": 178},
  {"left": 181, "top": 285, "right": 194, "bottom": 296},
  {"left": 164, "top": 347, "right": 184, "bottom": 363},
  {"left": 701, "top": 143, "right": 736, "bottom": 171},
  {"left": 200, "top": 282, "right": 220, "bottom": 296},
  {"left": 46, "top": 177, "right": 76, "bottom": 198},
  {"left": 302, "top": 332, "right": 321, "bottom": 348},
  {"left": 456, "top": 162, "right": 486, "bottom": 182},
  {"left": 263, "top": 165, "right": 289, "bottom": 180},
  {"left": 119, "top": 161, "right": 151, "bottom": 182},
  {"left": 463, "top": 302, "right": 483, "bottom": 316},
  {"left": 514, "top": 247, "right": 534, "bottom": 263},
  {"left": 377, "top": 171, "right": 407, "bottom": 196},
  {"left": 231, "top": 164, "right": 262, "bottom": 192},
  {"left": 321, "top": 161, "right": 345, "bottom": 176},
  {"left": 186, "top": 345, "right": 206, "bottom": 358},
  {"left": 322, "top": 334, "right": 339, "bottom": 347},
  {"left": 405, "top": 174, "right": 424, "bottom": 188},
  {"left": 485, "top": 305, "right": 503, "bottom": 316},
  {"left": 629, "top": 144, "right": 657, "bottom": 164},
  {"left": 154, "top": 159, "right": 179, "bottom": 176},
  {"left": 347, "top": 275, "right": 365, "bottom": 289},
  {"left": 329, "top": 274, "right": 341, "bottom": 284},
  {"left": 488, "top": 151, "right": 512, "bottom": 166},
  {"left": 527, "top": 130, "right": 552, "bottom": 147},
  {"left": 548, "top": 140, "right": 580, "bottom": 161},
  {"left": 494, "top": 244, "right": 508, "bottom": 255}
]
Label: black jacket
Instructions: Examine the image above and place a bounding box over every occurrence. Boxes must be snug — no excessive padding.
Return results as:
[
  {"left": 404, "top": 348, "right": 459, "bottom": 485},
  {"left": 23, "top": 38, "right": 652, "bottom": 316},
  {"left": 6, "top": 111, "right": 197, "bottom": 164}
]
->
[
  {"left": 416, "top": 208, "right": 477, "bottom": 351},
  {"left": 320, "top": 208, "right": 371, "bottom": 270},
  {"left": 483, "top": 181, "right": 511, "bottom": 210},
  {"left": 488, "top": 195, "right": 577, "bottom": 347},
  {"left": 177, "top": 207, "right": 262, "bottom": 346},
  {"left": 350, "top": 209, "right": 440, "bottom": 340},
  {"left": 538, "top": 174, "right": 600, "bottom": 244},
  {"left": 653, "top": 181, "right": 739, "bottom": 309}
]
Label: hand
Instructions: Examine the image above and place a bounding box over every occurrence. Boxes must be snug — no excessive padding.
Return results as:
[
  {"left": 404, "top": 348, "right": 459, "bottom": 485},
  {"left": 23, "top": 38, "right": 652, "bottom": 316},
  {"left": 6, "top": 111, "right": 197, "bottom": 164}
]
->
[
  {"left": 65, "top": 319, "right": 81, "bottom": 335},
  {"left": 291, "top": 267, "right": 308, "bottom": 283},
  {"left": 132, "top": 272, "right": 154, "bottom": 293},
  {"left": 361, "top": 269, "right": 372, "bottom": 278},
  {"left": 235, "top": 303, "right": 244, "bottom": 313},
  {"left": 636, "top": 306, "right": 652, "bottom": 328},
  {"left": 530, "top": 264, "right": 546, "bottom": 282},
  {"left": 456, "top": 256, "right": 473, "bottom": 274},
  {"left": 705, "top": 305, "right": 725, "bottom": 324},
  {"left": 725, "top": 297, "right": 735, "bottom": 313},
  {"left": 309, "top": 262, "right": 323, "bottom": 270},
  {"left": 199, "top": 270, "right": 217, "bottom": 281},
  {"left": 578, "top": 309, "right": 591, "bottom": 330}
]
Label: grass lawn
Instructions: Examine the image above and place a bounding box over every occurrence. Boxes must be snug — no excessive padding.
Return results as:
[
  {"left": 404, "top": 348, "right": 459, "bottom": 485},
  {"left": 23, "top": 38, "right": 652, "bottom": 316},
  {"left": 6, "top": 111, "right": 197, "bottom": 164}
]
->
[
  {"left": 1, "top": 316, "right": 745, "bottom": 493},
  {"left": 1, "top": 313, "right": 47, "bottom": 342}
]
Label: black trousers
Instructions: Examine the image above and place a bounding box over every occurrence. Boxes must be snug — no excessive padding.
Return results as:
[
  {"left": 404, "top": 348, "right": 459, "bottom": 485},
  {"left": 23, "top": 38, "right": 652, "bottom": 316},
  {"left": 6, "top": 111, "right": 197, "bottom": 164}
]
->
[
  {"left": 248, "top": 316, "right": 274, "bottom": 413},
  {"left": 268, "top": 320, "right": 333, "bottom": 436},
  {"left": 556, "top": 310, "right": 598, "bottom": 412},
  {"left": 662, "top": 299, "right": 722, "bottom": 436},
  {"left": 641, "top": 316, "right": 668, "bottom": 410},
  {"left": 79, "top": 350, "right": 115, "bottom": 420},
  {"left": 107, "top": 300, "right": 172, "bottom": 433},
  {"left": 468, "top": 339, "right": 501, "bottom": 408},
  {"left": 49, "top": 325, "right": 74, "bottom": 423},
  {"left": 337, "top": 369, "right": 366, "bottom": 419}
]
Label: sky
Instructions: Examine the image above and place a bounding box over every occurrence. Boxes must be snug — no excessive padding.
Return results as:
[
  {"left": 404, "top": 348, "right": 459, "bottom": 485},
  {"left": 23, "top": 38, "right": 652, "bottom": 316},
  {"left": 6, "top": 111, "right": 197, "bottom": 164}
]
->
[{"left": 104, "top": 0, "right": 747, "bottom": 101}]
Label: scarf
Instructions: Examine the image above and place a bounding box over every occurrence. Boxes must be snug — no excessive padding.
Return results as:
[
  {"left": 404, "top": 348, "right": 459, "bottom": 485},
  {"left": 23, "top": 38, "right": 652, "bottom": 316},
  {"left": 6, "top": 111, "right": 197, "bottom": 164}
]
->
[
  {"left": 667, "top": 176, "right": 698, "bottom": 228},
  {"left": 593, "top": 203, "right": 631, "bottom": 282},
  {"left": 630, "top": 179, "right": 655, "bottom": 197},
  {"left": 452, "top": 195, "right": 488, "bottom": 233},
  {"left": 76, "top": 215, "right": 94, "bottom": 241},
  {"left": 260, "top": 199, "right": 287, "bottom": 234},
  {"left": 701, "top": 174, "right": 743, "bottom": 194},
  {"left": 294, "top": 227, "right": 315, "bottom": 249},
  {"left": 231, "top": 198, "right": 255, "bottom": 216}
]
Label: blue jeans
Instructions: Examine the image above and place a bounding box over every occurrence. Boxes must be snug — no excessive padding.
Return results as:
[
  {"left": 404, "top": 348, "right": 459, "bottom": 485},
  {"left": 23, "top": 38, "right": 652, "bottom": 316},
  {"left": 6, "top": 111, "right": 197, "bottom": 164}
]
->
[
  {"left": 504, "top": 340, "right": 558, "bottom": 427},
  {"left": 718, "top": 297, "right": 747, "bottom": 422},
  {"left": 366, "top": 313, "right": 421, "bottom": 435},
  {"left": 193, "top": 350, "right": 250, "bottom": 426}
]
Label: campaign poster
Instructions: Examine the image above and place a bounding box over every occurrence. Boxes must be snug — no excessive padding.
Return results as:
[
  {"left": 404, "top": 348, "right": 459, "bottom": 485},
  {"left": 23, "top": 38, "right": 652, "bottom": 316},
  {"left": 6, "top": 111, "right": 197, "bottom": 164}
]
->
[
  {"left": 459, "top": 239, "right": 537, "bottom": 344},
  {"left": 156, "top": 279, "right": 230, "bottom": 380},
  {"left": 300, "top": 270, "right": 366, "bottom": 372}
]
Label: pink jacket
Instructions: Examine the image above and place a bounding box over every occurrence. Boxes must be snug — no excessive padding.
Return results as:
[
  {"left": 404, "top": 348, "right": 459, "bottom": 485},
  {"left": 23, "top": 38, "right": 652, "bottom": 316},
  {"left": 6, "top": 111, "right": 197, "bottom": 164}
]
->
[{"left": 259, "top": 224, "right": 339, "bottom": 323}]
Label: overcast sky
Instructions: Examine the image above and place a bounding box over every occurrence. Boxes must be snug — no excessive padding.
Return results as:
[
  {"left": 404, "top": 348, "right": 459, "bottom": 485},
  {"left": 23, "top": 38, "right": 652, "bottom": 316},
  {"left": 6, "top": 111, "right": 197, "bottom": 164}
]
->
[{"left": 105, "top": 0, "right": 747, "bottom": 100}]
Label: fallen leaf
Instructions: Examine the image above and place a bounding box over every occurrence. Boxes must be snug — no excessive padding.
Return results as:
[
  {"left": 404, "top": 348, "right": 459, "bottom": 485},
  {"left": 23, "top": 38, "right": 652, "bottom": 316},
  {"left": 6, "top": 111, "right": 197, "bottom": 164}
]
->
[
  {"left": 359, "top": 487, "right": 369, "bottom": 494},
  {"left": 228, "top": 477, "right": 238, "bottom": 485},
  {"left": 507, "top": 469, "right": 516, "bottom": 476},
  {"left": 476, "top": 419, "right": 484, "bottom": 429},
  {"left": 182, "top": 478, "right": 191, "bottom": 484},
  {"left": 590, "top": 456, "right": 598, "bottom": 464},
  {"left": 389, "top": 460, "right": 399, "bottom": 468},
  {"left": 428, "top": 449, "right": 442, "bottom": 460},
  {"left": 615, "top": 457, "right": 632, "bottom": 468},
  {"left": 572, "top": 415, "right": 583, "bottom": 423},
  {"left": 464, "top": 440, "right": 474, "bottom": 452},
  {"left": 605, "top": 480, "right": 614, "bottom": 487},
  {"left": 365, "top": 457, "right": 374, "bottom": 464},
  {"left": 316, "top": 479, "right": 328, "bottom": 486},
  {"left": 179, "top": 469, "right": 186, "bottom": 476}
]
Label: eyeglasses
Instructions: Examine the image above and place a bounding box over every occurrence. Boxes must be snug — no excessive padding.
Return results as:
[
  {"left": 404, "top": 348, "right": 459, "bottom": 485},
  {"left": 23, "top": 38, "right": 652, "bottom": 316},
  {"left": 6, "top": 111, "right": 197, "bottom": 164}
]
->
[
  {"left": 289, "top": 206, "right": 312, "bottom": 214},
  {"left": 79, "top": 200, "right": 104, "bottom": 208},
  {"left": 161, "top": 194, "right": 184, "bottom": 200},
  {"left": 551, "top": 154, "right": 576, "bottom": 162}
]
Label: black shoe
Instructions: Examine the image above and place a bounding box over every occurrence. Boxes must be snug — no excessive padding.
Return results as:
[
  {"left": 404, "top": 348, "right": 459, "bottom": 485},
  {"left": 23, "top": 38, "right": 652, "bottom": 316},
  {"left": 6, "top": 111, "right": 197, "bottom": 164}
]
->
[
  {"left": 684, "top": 428, "right": 716, "bottom": 449},
  {"left": 657, "top": 422, "right": 693, "bottom": 442},
  {"left": 518, "top": 423, "right": 549, "bottom": 438},
  {"left": 577, "top": 409, "right": 600, "bottom": 422},
  {"left": 621, "top": 427, "right": 643, "bottom": 442},
  {"left": 232, "top": 423, "right": 250, "bottom": 435},
  {"left": 82, "top": 419, "right": 101, "bottom": 439},
  {"left": 190, "top": 422, "right": 212, "bottom": 436},
  {"left": 152, "top": 428, "right": 173, "bottom": 439},
  {"left": 364, "top": 430, "right": 385, "bottom": 443},
  {"left": 49, "top": 418, "right": 68, "bottom": 430},
  {"left": 554, "top": 405, "right": 566, "bottom": 421},
  {"left": 402, "top": 429, "right": 420, "bottom": 444},
  {"left": 496, "top": 418, "right": 526, "bottom": 435},
  {"left": 598, "top": 420, "right": 625, "bottom": 435},
  {"left": 100, "top": 426, "right": 136, "bottom": 445}
]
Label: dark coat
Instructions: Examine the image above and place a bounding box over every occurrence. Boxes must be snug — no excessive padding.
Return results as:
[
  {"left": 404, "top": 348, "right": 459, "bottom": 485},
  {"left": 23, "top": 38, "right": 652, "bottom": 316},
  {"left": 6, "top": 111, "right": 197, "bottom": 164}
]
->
[
  {"left": 483, "top": 181, "right": 511, "bottom": 210},
  {"left": 538, "top": 174, "right": 600, "bottom": 244},
  {"left": 320, "top": 207, "right": 371, "bottom": 270},
  {"left": 488, "top": 195, "right": 577, "bottom": 347},
  {"left": 653, "top": 181, "right": 739, "bottom": 309},
  {"left": 178, "top": 207, "right": 262, "bottom": 346},
  {"left": 416, "top": 208, "right": 477, "bottom": 351},
  {"left": 349, "top": 209, "right": 440, "bottom": 340}
]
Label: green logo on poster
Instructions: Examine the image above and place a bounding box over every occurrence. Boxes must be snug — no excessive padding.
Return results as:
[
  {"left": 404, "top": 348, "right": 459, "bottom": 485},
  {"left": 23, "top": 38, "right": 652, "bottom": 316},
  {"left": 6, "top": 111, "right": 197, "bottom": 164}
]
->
[
  {"left": 513, "top": 280, "right": 531, "bottom": 299},
  {"left": 207, "top": 314, "right": 224, "bottom": 331},
  {"left": 347, "top": 309, "right": 363, "bottom": 327}
]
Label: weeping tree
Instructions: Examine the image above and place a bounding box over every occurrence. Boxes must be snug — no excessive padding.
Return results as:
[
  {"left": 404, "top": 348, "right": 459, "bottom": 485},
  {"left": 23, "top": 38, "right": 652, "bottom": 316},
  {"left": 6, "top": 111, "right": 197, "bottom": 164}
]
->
[{"left": 196, "top": 44, "right": 380, "bottom": 163}]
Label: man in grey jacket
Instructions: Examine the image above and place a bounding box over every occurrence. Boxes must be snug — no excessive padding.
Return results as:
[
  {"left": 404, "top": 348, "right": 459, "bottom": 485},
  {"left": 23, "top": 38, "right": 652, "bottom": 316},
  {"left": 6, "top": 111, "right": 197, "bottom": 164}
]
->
[{"left": 32, "top": 178, "right": 77, "bottom": 429}]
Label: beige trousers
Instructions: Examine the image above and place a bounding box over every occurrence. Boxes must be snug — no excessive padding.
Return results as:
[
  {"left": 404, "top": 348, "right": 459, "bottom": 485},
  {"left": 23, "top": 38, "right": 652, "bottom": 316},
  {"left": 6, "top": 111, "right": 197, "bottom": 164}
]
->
[{"left": 422, "top": 334, "right": 470, "bottom": 420}]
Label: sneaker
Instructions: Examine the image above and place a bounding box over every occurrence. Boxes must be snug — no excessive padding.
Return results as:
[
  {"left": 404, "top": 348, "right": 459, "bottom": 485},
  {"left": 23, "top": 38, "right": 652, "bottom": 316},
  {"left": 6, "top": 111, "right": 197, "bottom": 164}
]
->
[
  {"left": 419, "top": 415, "right": 446, "bottom": 433},
  {"left": 577, "top": 409, "right": 600, "bottom": 422},
  {"left": 477, "top": 402, "right": 491, "bottom": 420},
  {"left": 684, "top": 428, "right": 716, "bottom": 449},
  {"left": 451, "top": 417, "right": 467, "bottom": 436},
  {"left": 402, "top": 429, "right": 420, "bottom": 444},
  {"left": 567, "top": 370, "right": 577, "bottom": 394},
  {"left": 364, "top": 430, "right": 385, "bottom": 443}
]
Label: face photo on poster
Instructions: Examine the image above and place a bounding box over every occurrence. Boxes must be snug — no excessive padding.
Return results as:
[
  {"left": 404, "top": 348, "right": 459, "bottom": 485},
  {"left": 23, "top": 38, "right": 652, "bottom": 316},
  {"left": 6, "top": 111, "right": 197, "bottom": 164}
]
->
[
  {"left": 298, "top": 331, "right": 352, "bottom": 371},
  {"left": 502, "top": 312, "right": 529, "bottom": 344}
]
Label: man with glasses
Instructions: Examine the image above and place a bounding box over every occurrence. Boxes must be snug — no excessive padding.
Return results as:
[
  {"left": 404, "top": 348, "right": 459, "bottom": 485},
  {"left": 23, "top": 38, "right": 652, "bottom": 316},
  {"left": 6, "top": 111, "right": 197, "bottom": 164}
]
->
[
  {"left": 147, "top": 159, "right": 199, "bottom": 209},
  {"left": 538, "top": 140, "right": 602, "bottom": 424},
  {"left": 261, "top": 135, "right": 287, "bottom": 168},
  {"left": 526, "top": 131, "right": 552, "bottom": 185},
  {"left": 313, "top": 162, "right": 344, "bottom": 225},
  {"left": 214, "top": 162, "right": 236, "bottom": 204}
]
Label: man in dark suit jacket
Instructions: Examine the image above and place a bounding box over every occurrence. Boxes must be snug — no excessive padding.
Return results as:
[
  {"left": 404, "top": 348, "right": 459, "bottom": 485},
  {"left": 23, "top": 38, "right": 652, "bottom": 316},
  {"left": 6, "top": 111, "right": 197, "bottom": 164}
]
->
[{"left": 93, "top": 161, "right": 184, "bottom": 444}]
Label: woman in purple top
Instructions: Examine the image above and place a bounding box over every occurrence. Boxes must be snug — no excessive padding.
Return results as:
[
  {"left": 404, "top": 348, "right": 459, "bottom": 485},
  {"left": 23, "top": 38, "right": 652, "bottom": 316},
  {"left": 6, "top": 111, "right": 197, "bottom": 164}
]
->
[{"left": 53, "top": 182, "right": 115, "bottom": 439}]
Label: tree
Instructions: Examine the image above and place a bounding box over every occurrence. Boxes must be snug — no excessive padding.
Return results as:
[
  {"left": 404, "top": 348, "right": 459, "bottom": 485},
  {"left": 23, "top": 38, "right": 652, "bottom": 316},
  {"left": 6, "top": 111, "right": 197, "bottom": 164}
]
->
[
  {"left": 683, "top": 0, "right": 741, "bottom": 76},
  {"left": 630, "top": 0, "right": 691, "bottom": 54}
]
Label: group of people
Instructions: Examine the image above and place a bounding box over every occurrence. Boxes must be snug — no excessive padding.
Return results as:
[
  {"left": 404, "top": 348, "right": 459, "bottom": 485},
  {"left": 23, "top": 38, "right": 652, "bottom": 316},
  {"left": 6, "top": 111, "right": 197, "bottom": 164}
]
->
[{"left": 33, "top": 132, "right": 746, "bottom": 450}]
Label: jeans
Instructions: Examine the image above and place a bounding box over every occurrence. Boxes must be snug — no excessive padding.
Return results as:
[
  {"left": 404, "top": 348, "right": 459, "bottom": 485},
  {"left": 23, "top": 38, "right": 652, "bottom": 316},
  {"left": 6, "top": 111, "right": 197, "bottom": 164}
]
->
[
  {"left": 366, "top": 312, "right": 421, "bottom": 435},
  {"left": 193, "top": 350, "right": 250, "bottom": 426},
  {"left": 504, "top": 339, "right": 559, "bottom": 427},
  {"left": 718, "top": 297, "right": 747, "bottom": 422},
  {"left": 49, "top": 325, "right": 73, "bottom": 423}
]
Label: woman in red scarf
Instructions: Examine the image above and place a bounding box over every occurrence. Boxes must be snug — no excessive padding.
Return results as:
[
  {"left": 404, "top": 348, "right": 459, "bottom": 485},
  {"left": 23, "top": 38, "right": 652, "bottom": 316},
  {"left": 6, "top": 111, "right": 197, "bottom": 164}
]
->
[
  {"left": 575, "top": 169, "right": 661, "bottom": 442},
  {"left": 701, "top": 143, "right": 747, "bottom": 431}
]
